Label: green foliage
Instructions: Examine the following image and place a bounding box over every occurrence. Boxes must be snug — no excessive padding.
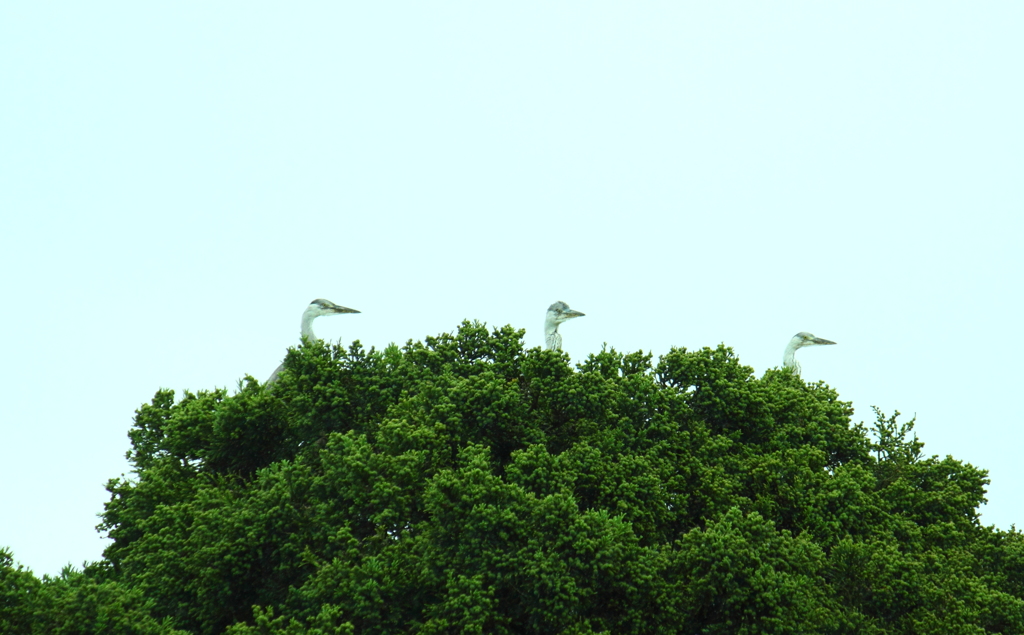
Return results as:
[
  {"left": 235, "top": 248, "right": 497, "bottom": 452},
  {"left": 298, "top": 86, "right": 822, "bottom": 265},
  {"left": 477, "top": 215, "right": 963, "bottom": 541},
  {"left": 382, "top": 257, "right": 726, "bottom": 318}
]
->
[
  {"left": 0, "top": 552, "right": 186, "bottom": 635},
  {"left": 1, "top": 548, "right": 39, "bottom": 635},
  {"left": 21, "top": 320, "right": 1022, "bottom": 633},
  {"left": 32, "top": 565, "right": 188, "bottom": 635}
]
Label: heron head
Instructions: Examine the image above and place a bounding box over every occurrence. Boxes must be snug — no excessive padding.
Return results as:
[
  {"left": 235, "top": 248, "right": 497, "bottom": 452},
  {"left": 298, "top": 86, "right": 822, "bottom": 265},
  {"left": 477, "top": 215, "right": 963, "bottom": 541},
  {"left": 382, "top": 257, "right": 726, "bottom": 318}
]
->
[
  {"left": 309, "top": 298, "right": 361, "bottom": 317},
  {"left": 546, "top": 301, "right": 585, "bottom": 325},
  {"left": 793, "top": 331, "right": 836, "bottom": 348}
]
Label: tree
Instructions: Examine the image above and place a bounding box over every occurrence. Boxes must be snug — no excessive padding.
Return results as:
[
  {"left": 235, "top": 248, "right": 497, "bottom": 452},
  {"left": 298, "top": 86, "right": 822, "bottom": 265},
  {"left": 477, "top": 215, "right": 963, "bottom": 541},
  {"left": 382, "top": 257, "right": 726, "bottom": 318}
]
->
[
  {"left": 82, "top": 321, "right": 1024, "bottom": 634},
  {"left": 1, "top": 548, "right": 39, "bottom": 635},
  {"left": 0, "top": 551, "right": 185, "bottom": 635}
]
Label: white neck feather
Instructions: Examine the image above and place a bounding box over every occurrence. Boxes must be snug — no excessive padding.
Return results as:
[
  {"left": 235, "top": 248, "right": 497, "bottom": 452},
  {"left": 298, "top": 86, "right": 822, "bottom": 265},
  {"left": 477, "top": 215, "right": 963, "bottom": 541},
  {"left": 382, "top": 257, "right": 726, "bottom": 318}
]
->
[
  {"left": 544, "top": 316, "right": 561, "bottom": 350},
  {"left": 782, "top": 338, "right": 802, "bottom": 375},
  {"left": 300, "top": 310, "right": 319, "bottom": 342},
  {"left": 546, "top": 329, "right": 562, "bottom": 351}
]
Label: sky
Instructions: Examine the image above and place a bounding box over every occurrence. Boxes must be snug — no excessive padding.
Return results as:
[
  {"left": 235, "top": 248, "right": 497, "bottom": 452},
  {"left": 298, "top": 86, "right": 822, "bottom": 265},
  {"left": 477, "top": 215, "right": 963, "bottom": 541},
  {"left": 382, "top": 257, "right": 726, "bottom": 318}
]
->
[{"left": 1, "top": 3, "right": 1021, "bottom": 576}]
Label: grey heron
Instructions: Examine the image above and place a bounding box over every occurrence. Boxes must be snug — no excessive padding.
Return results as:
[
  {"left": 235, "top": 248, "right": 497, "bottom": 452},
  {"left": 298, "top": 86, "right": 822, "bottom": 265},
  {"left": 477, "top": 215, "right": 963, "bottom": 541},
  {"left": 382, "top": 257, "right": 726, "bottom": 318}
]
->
[
  {"left": 266, "top": 298, "right": 360, "bottom": 384},
  {"left": 545, "top": 301, "right": 585, "bottom": 351},
  {"left": 782, "top": 332, "right": 836, "bottom": 376}
]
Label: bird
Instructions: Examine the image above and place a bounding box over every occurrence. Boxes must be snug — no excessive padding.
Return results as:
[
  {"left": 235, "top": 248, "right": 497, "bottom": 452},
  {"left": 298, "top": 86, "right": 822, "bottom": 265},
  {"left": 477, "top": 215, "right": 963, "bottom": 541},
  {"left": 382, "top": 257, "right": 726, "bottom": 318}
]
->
[
  {"left": 544, "top": 301, "right": 585, "bottom": 350},
  {"left": 266, "top": 299, "right": 360, "bottom": 385},
  {"left": 782, "top": 332, "right": 836, "bottom": 376}
]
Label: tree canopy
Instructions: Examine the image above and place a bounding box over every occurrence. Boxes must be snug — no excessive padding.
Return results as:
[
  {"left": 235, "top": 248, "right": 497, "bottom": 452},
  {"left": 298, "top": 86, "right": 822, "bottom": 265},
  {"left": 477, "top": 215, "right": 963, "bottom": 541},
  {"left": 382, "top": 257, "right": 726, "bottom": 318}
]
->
[{"left": 4, "top": 321, "right": 1023, "bottom": 634}]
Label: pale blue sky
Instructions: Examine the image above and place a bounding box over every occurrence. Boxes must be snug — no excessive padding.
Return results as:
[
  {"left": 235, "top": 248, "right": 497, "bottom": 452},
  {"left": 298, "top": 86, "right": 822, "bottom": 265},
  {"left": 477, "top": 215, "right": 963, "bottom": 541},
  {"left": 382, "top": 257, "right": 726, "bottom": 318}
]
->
[{"left": 1, "top": 3, "right": 1021, "bottom": 575}]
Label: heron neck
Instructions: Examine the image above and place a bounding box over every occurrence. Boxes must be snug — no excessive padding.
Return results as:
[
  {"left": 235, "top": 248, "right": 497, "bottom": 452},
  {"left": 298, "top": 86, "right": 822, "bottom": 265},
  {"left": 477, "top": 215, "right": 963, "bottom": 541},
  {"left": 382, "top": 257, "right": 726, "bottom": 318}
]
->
[
  {"left": 544, "top": 321, "right": 560, "bottom": 350},
  {"left": 782, "top": 340, "right": 801, "bottom": 373},
  {"left": 300, "top": 312, "right": 319, "bottom": 342}
]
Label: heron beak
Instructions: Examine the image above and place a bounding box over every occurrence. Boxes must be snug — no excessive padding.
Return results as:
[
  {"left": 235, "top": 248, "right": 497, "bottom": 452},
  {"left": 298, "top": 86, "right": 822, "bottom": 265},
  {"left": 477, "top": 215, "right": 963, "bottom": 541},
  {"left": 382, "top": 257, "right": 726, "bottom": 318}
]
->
[
  {"left": 331, "top": 306, "right": 361, "bottom": 314},
  {"left": 811, "top": 337, "right": 836, "bottom": 345},
  {"left": 564, "top": 310, "right": 585, "bottom": 319}
]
